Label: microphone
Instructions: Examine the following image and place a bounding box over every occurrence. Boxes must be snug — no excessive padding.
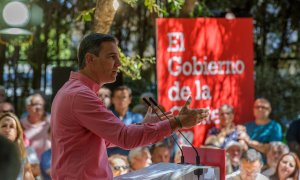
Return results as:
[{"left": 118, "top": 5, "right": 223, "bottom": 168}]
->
[
  {"left": 148, "top": 97, "right": 201, "bottom": 166},
  {"left": 143, "top": 97, "right": 185, "bottom": 164}
]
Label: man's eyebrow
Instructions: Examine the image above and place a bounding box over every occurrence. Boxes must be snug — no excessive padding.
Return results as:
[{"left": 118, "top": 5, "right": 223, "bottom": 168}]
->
[{"left": 107, "top": 52, "right": 118, "bottom": 55}]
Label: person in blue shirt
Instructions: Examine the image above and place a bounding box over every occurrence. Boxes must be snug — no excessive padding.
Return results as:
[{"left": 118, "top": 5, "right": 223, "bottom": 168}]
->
[
  {"left": 40, "top": 127, "right": 51, "bottom": 180},
  {"left": 107, "top": 85, "right": 144, "bottom": 156},
  {"left": 239, "top": 98, "right": 282, "bottom": 154},
  {"left": 40, "top": 149, "right": 51, "bottom": 180}
]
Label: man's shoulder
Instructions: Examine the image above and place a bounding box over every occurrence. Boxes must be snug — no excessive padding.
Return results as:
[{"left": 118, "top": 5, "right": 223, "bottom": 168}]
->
[
  {"left": 257, "top": 173, "right": 269, "bottom": 180},
  {"left": 269, "top": 120, "right": 282, "bottom": 128},
  {"left": 288, "top": 120, "right": 300, "bottom": 131}
]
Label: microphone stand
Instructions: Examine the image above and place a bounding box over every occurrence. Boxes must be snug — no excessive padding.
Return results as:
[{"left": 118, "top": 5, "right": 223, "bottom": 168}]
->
[
  {"left": 148, "top": 97, "right": 203, "bottom": 180},
  {"left": 143, "top": 98, "right": 185, "bottom": 164}
]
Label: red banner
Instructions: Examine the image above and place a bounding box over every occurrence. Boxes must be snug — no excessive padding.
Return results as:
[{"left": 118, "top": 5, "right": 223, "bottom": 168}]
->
[{"left": 156, "top": 18, "right": 254, "bottom": 147}]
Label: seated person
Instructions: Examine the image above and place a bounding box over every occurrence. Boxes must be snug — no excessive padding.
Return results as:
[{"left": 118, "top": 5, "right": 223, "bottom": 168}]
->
[
  {"left": 108, "top": 154, "right": 129, "bottom": 177},
  {"left": 269, "top": 152, "right": 300, "bottom": 180},
  {"left": 286, "top": 119, "right": 300, "bottom": 158},
  {"left": 150, "top": 142, "right": 171, "bottom": 163},
  {"left": 0, "top": 102, "right": 15, "bottom": 113},
  {"left": 206, "top": 104, "right": 247, "bottom": 150},
  {"left": 226, "top": 149, "right": 268, "bottom": 180},
  {"left": 225, "top": 141, "right": 243, "bottom": 174},
  {"left": 98, "top": 87, "right": 112, "bottom": 108},
  {"left": 21, "top": 93, "right": 51, "bottom": 159},
  {"left": 40, "top": 127, "right": 52, "bottom": 180},
  {"left": 128, "top": 147, "right": 152, "bottom": 171},
  {"left": 107, "top": 86, "right": 144, "bottom": 156},
  {"left": 239, "top": 98, "right": 282, "bottom": 154},
  {"left": 262, "top": 141, "right": 289, "bottom": 177}
]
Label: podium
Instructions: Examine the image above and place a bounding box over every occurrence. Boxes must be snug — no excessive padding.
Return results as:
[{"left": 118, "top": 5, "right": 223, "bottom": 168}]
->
[
  {"left": 182, "top": 146, "right": 226, "bottom": 180},
  {"left": 114, "top": 163, "right": 220, "bottom": 180}
]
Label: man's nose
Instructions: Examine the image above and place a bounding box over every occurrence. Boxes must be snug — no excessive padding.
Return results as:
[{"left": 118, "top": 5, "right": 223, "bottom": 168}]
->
[{"left": 115, "top": 56, "right": 121, "bottom": 67}]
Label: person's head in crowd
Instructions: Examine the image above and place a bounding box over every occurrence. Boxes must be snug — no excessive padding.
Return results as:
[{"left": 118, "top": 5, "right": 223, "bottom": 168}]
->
[
  {"left": 150, "top": 142, "right": 171, "bottom": 163},
  {"left": 272, "top": 152, "right": 300, "bottom": 180},
  {"left": 26, "top": 93, "right": 46, "bottom": 124},
  {"left": 0, "top": 112, "right": 26, "bottom": 159},
  {"left": 239, "top": 149, "right": 264, "bottom": 180},
  {"left": 128, "top": 147, "right": 152, "bottom": 171},
  {"left": 0, "top": 86, "right": 6, "bottom": 103},
  {"left": 266, "top": 141, "right": 289, "bottom": 169},
  {"left": 253, "top": 98, "right": 272, "bottom": 123},
  {"left": 112, "top": 86, "right": 132, "bottom": 115},
  {"left": 0, "top": 102, "right": 15, "bottom": 113},
  {"left": 219, "top": 104, "right": 234, "bottom": 128},
  {"left": 226, "top": 141, "right": 243, "bottom": 171},
  {"left": 0, "top": 134, "right": 21, "bottom": 180},
  {"left": 108, "top": 154, "right": 129, "bottom": 177},
  {"left": 98, "top": 87, "right": 112, "bottom": 108}
]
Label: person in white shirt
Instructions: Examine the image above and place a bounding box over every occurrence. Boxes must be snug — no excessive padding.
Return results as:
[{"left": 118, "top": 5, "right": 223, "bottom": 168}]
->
[{"left": 226, "top": 149, "right": 268, "bottom": 180}]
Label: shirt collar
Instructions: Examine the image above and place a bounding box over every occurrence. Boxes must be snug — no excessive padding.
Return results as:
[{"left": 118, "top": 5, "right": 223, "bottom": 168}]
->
[{"left": 70, "top": 71, "right": 100, "bottom": 93}]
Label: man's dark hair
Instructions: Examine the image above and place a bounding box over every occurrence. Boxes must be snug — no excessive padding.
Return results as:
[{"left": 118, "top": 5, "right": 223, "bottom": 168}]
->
[
  {"left": 78, "top": 33, "right": 117, "bottom": 69},
  {"left": 241, "top": 149, "right": 263, "bottom": 164},
  {"left": 150, "top": 142, "right": 170, "bottom": 154},
  {"left": 112, "top": 85, "right": 132, "bottom": 97},
  {"left": 0, "top": 135, "right": 21, "bottom": 180}
]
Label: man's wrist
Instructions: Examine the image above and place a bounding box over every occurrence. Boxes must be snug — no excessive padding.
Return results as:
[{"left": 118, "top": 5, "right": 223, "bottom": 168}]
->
[
  {"left": 175, "top": 117, "right": 183, "bottom": 128},
  {"left": 168, "top": 117, "right": 181, "bottom": 131}
]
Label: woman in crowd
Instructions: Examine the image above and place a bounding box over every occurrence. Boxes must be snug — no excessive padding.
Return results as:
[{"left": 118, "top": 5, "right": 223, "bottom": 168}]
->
[
  {"left": 0, "top": 112, "right": 34, "bottom": 180},
  {"left": 108, "top": 154, "right": 130, "bottom": 177},
  {"left": 206, "top": 104, "right": 247, "bottom": 150},
  {"left": 270, "top": 152, "right": 300, "bottom": 180},
  {"left": 262, "top": 141, "right": 289, "bottom": 177}
]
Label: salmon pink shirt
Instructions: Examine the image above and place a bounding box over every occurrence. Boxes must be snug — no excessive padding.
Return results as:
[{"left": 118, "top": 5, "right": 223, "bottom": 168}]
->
[{"left": 51, "top": 72, "right": 172, "bottom": 180}]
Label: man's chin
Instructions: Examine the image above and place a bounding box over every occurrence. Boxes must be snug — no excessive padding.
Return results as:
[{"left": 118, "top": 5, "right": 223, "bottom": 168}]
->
[{"left": 104, "top": 78, "right": 117, "bottom": 84}]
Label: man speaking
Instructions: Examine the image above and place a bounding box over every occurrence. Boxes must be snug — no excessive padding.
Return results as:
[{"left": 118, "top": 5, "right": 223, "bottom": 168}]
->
[{"left": 51, "top": 33, "right": 209, "bottom": 180}]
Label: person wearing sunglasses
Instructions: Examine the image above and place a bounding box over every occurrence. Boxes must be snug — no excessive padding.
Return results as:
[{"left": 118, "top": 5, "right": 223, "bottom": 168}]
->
[
  {"left": 239, "top": 98, "right": 282, "bottom": 154},
  {"left": 108, "top": 154, "right": 129, "bottom": 177}
]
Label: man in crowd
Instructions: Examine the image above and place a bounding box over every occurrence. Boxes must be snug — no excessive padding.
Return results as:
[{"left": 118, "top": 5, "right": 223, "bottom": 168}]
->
[
  {"left": 107, "top": 85, "right": 144, "bottom": 156},
  {"left": 128, "top": 147, "right": 152, "bottom": 171},
  {"left": 239, "top": 98, "right": 282, "bottom": 154},
  {"left": 226, "top": 149, "right": 268, "bottom": 180},
  {"left": 51, "top": 33, "right": 209, "bottom": 180},
  {"left": 150, "top": 142, "right": 171, "bottom": 163},
  {"left": 0, "top": 102, "right": 15, "bottom": 113},
  {"left": 111, "top": 85, "right": 143, "bottom": 125}
]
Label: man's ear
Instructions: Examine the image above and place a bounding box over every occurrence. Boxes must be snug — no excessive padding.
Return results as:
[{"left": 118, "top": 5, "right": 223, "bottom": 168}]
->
[{"left": 85, "top": 53, "right": 94, "bottom": 65}]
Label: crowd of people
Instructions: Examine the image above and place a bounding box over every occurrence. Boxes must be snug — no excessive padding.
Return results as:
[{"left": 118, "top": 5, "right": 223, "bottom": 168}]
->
[
  {"left": 0, "top": 32, "right": 300, "bottom": 180},
  {"left": 1, "top": 84, "right": 300, "bottom": 180}
]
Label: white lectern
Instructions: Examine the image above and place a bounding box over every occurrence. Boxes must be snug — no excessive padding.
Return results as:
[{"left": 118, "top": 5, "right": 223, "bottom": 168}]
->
[{"left": 114, "top": 163, "right": 220, "bottom": 180}]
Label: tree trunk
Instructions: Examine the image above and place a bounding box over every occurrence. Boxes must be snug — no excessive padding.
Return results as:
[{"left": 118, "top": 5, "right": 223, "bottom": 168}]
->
[
  {"left": 179, "top": 0, "right": 197, "bottom": 17},
  {"left": 94, "top": 0, "right": 116, "bottom": 33}
]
